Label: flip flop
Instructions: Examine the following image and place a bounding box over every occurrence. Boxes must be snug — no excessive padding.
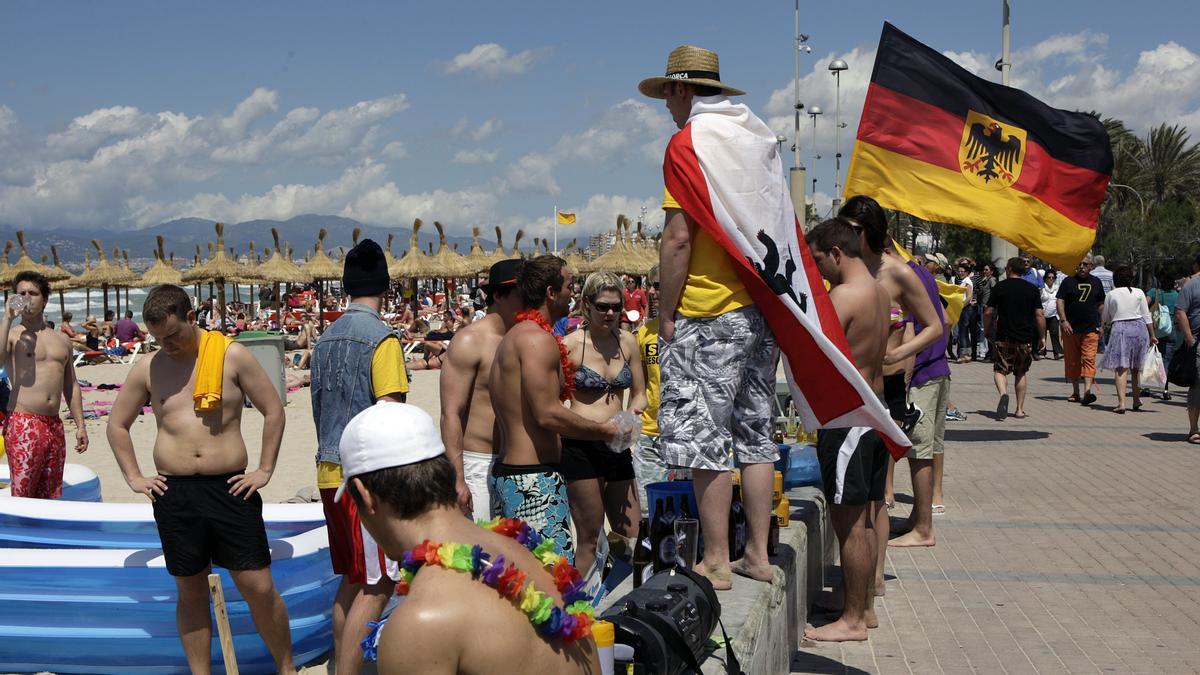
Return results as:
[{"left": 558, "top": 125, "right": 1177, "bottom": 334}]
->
[
  {"left": 932, "top": 504, "right": 946, "bottom": 515},
  {"left": 1012, "top": 412, "right": 1028, "bottom": 419},
  {"left": 1066, "top": 394, "right": 1082, "bottom": 403},
  {"left": 1113, "top": 408, "right": 1126, "bottom": 414},
  {"left": 1189, "top": 433, "right": 1200, "bottom": 445},
  {"left": 1132, "top": 402, "right": 1144, "bottom": 411}
]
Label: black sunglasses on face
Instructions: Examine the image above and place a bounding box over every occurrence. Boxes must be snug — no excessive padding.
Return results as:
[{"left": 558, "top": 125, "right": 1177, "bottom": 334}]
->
[{"left": 591, "top": 301, "right": 623, "bottom": 313}]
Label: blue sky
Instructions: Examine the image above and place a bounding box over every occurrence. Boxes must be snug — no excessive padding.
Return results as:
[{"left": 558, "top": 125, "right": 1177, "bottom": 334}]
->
[{"left": 2, "top": 0, "right": 1197, "bottom": 242}]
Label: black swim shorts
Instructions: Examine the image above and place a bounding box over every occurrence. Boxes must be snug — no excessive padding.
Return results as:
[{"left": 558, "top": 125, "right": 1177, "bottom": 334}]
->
[
  {"left": 816, "top": 428, "right": 888, "bottom": 507},
  {"left": 559, "top": 437, "right": 636, "bottom": 483},
  {"left": 152, "top": 471, "right": 272, "bottom": 577}
]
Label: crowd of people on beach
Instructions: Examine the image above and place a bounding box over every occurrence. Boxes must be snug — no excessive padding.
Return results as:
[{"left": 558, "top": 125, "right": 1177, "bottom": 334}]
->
[{"left": 3, "top": 42, "right": 1197, "bottom": 675}]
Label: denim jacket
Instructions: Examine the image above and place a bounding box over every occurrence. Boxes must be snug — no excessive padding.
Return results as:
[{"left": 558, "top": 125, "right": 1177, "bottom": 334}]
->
[{"left": 311, "top": 303, "right": 394, "bottom": 464}]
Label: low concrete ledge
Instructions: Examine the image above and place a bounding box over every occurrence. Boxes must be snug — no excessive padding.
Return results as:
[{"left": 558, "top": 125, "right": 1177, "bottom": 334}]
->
[{"left": 600, "top": 485, "right": 832, "bottom": 675}]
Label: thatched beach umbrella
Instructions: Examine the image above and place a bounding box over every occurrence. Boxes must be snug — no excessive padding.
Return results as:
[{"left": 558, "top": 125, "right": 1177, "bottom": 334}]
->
[
  {"left": 0, "top": 231, "right": 62, "bottom": 287},
  {"left": 633, "top": 220, "right": 660, "bottom": 269},
  {"left": 507, "top": 229, "right": 526, "bottom": 261},
  {"left": 392, "top": 219, "right": 441, "bottom": 280},
  {"left": 430, "top": 222, "right": 470, "bottom": 279},
  {"left": 257, "top": 228, "right": 312, "bottom": 316},
  {"left": 586, "top": 215, "right": 653, "bottom": 275},
  {"left": 73, "top": 241, "right": 129, "bottom": 317},
  {"left": 461, "top": 227, "right": 493, "bottom": 277},
  {"left": 182, "top": 222, "right": 258, "bottom": 328},
  {"left": 488, "top": 227, "right": 508, "bottom": 260},
  {"left": 383, "top": 233, "right": 402, "bottom": 279},
  {"left": 139, "top": 236, "right": 184, "bottom": 288},
  {"left": 46, "top": 245, "right": 78, "bottom": 318},
  {"left": 299, "top": 228, "right": 343, "bottom": 329},
  {"left": 562, "top": 240, "right": 589, "bottom": 275}
]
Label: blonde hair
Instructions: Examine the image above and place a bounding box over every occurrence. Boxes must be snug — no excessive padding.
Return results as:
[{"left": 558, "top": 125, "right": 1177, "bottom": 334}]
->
[{"left": 582, "top": 271, "right": 623, "bottom": 304}]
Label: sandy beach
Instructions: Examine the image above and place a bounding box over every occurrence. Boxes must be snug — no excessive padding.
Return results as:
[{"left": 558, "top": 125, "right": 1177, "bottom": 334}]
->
[{"left": 50, "top": 360, "right": 443, "bottom": 504}]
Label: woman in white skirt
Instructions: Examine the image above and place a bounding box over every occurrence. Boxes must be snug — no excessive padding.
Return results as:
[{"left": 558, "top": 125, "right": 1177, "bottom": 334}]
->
[{"left": 1101, "top": 266, "right": 1158, "bottom": 413}]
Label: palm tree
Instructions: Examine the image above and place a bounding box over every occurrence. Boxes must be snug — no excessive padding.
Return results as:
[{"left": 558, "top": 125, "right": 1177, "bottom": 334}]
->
[{"left": 1131, "top": 124, "right": 1200, "bottom": 206}]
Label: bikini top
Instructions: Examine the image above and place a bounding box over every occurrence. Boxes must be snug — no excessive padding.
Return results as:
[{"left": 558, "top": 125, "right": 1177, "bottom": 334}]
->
[{"left": 574, "top": 333, "right": 633, "bottom": 395}]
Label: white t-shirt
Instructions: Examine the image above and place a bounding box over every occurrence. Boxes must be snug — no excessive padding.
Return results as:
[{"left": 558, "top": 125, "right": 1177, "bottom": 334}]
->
[{"left": 1102, "top": 287, "right": 1152, "bottom": 324}]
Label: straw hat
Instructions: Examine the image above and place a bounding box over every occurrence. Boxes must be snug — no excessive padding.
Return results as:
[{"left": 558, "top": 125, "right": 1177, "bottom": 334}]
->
[{"left": 638, "top": 45, "right": 745, "bottom": 99}]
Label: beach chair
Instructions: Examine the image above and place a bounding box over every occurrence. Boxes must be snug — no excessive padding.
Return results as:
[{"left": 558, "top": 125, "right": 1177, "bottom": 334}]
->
[{"left": 73, "top": 349, "right": 117, "bottom": 367}]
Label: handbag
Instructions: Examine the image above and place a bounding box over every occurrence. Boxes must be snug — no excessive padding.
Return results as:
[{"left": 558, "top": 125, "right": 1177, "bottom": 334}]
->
[
  {"left": 1167, "top": 340, "right": 1197, "bottom": 388},
  {"left": 1141, "top": 348, "right": 1166, "bottom": 388},
  {"left": 1151, "top": 290, "right": 1174, "bottom": 338}
]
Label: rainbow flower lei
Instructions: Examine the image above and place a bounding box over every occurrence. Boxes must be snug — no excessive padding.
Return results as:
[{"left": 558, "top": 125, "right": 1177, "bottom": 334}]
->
[
  {"left": 515, "top": 309, "right": 576, "bottom": 401},
  {"left": 395, "top": 517, "right": 595, "bottom": 642}
]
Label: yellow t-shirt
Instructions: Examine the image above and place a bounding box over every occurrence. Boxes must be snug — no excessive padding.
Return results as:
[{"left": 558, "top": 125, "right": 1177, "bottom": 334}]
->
[
  {"left": 663, "top": 187, "right": 752, "bottom": 318},
  {"left": 317, "top": 336, "right": 410, "bottom": 488},
  {"left": 637, "top": 318, "right": 661, "bottom": 437}
]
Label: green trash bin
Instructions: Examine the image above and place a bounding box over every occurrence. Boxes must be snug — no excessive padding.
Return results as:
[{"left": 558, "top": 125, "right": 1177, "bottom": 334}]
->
[{"left": 235, "top": 331, "right": 287, "bottom": 406}]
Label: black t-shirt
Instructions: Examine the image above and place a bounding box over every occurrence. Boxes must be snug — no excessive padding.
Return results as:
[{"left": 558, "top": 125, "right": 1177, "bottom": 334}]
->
[
  {"left": 987, "top": 277, "right": 1042, "bottom": 343},
  {"left": 1055, "top": 274, "right": 1105, "bottom": 333}
]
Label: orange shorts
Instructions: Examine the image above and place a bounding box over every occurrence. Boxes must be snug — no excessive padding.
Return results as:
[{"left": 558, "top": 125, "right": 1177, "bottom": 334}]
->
[{"left": 1063, "top": 331, "right": 1099, "bottom": 380}]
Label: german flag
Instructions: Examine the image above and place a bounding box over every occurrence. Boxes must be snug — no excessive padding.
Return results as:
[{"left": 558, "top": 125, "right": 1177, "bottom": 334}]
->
[{"left": 845, "top": 23, "right": 1112, "bottom": 272}]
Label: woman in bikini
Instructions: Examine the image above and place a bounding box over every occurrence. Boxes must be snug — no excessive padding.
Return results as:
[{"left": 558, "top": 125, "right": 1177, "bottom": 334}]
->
[{"left": 561, "top": 272, "right": 647, "bottom": 575}]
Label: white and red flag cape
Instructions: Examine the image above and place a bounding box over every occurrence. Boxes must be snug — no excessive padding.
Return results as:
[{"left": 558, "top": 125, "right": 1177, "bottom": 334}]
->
[{"left": 663, "top": 97, "right": 911, "bottom": 458}]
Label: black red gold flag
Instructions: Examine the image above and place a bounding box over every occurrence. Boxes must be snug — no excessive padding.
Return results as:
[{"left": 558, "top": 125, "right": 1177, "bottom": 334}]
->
[{"left": 844, "top": 23, "right": 1112, "bottom": 271}]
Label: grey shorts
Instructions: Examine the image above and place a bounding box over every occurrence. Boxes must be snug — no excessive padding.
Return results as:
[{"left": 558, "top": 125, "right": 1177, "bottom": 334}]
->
[
  {"left": 907, "top": 375, "right": 949, "bottom": 460},
  {"left": 659, "top": 306, "right": 781, "bottom": 471}
]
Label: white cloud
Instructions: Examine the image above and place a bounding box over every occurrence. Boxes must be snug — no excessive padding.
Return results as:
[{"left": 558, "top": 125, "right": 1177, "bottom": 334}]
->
[
  {"left": 381, "top": 141, "right": 408, "bottom": 160},
  {"left": 453, "top": 148, "right": 499, "bottom": 164},
  {"left": 501, "top": 98, "right": 673, "bottom": 195},
  {"left": 278, "top": 95, "right": 409, "bottom": 157},
  {"left": 443, "top": 43, "right": 545, "bottom": 78},
  {"left": 127, "top": 159, "right": 500, "bottom": 229}
]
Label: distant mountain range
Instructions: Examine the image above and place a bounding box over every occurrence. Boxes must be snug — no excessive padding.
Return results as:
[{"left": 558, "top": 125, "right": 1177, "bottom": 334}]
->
[{"left": 0, "top": 215, "right": 547, "bottom": 271}]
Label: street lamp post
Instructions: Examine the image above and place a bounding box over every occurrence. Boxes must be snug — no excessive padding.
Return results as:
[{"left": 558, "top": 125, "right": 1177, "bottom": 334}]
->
[
  {"left": 808, "top": 106, "right": 822, "bottom": 225},
  {"left": 790, "top": 1, "right": 811, "bottom": 226},
  {"left": 829, "top": 58, "right": 848, "bottom": 213}
]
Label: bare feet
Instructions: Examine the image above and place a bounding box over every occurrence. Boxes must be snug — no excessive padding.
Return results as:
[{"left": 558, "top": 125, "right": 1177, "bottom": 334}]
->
[
  {"left": 694, "top": 560, "right": 732, "bottom": 590},
  {"left": 731, "top": 557, "right": 775, "bottom": 582},
  {"left": 804, "top": 618, "right": 869, "bottom": 642},
  {"left": 874, "top": 578, "right": 886, "bottom": 597},
  {"left": 865, "top": 608, "right": 879, "bottom": 629},
  {"left": 888, "top": 530, "right": 936, "bottom": 547}
]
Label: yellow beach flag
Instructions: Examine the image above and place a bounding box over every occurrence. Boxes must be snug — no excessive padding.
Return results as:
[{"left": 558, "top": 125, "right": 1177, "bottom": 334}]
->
[
  {"left": 556, "top": 211, "right": 577, "bottom": 225},
  {"left": 891, "top": 239, "right": 965, "bottom": 325}
]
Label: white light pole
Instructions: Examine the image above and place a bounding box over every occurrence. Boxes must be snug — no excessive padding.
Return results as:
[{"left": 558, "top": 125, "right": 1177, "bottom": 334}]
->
[
  {"left": 829, "top": 58, "right": 848, "bottom": 213},
  {"left": 790, "top": 1, "right": 812, "bottom": 225},
  {"left": 808, "top": 105, "right": 822, "bottom": 224},
  {"left": 990, "top": 0, "right": 1018, "bottom": 264}
]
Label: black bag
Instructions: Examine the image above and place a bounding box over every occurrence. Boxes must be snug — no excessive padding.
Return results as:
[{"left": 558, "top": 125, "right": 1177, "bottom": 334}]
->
[
  {"left": 600, "top": 567, "right": 744, "bottom": 675},
  {"left": 1168, "top": 340, "right": 1197, "bottom": 388}
]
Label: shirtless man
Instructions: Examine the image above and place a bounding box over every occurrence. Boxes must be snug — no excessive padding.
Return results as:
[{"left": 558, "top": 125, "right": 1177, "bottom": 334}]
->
[
  {"left": 488, "top": 255, "right": 626, "bottom": 560},
  {"left": 804, "top": 219, "right": 891, "bottom": 642},
  {"left": 0, "top": 271, "right": 88, "bottom": 498},
  {"left": 59, "top": 311, "right": 88, "bottom": 349},
  {"left": 441, "top": 259, "right": 523, "bottom": 521},
  {"left": 106, "top": 284, "right": 295, "bottom": 675},
  {"left": 840, "top": 196, "right": 945, "bottom": 553},
  {"left": 336, "top": 402, "right": 600, "bottom": 674}
]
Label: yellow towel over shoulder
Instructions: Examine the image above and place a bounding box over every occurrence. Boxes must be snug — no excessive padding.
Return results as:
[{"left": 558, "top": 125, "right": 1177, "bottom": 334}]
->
[{"left": 194, "top": 331, "right": 234, "bottom": 412}]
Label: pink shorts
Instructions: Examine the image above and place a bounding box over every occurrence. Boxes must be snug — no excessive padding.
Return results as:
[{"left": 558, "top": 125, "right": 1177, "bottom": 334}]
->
[{"left": 4, "top": 411, "right": 66, "bottom": 499}]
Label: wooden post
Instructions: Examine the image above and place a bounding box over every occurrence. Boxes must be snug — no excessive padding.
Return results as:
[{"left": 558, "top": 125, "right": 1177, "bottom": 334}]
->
[{"left": 207, "top": 573, "right": 239, "bottom": 675}]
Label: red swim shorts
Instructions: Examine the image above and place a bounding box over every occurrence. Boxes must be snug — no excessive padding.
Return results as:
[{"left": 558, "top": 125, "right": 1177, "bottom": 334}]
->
[{"left": 4, "top": 411, "right": 66, "bottom": 499}]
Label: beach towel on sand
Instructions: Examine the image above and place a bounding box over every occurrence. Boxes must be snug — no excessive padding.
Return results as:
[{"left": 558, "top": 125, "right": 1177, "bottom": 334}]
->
[
  {"left": 194, "top": 331, "right": 233, "bottom": 413},
  {"left": 663, "top": 96, "right": 910, "bottom": 458}
]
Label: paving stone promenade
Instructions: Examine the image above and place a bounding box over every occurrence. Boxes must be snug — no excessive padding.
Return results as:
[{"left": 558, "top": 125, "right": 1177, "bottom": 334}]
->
[{"left": 792, "top": 356, "right": 1200, "bottom": 674}]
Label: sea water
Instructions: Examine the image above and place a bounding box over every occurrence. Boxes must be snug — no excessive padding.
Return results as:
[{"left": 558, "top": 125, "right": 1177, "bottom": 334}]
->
[{"left": 23, "top": 283, "right": 259, "bottom": 326}]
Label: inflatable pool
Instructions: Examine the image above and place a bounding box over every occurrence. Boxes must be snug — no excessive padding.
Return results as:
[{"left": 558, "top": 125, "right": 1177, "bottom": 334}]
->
[
  {"left": 0, "top": 462, "right": 102, "bottom": 502},
  {"left": 0, "top": 497, "right": 327, "bottom": 549},
  {"left": 0, "top": 525, "right": 337, "bottom": 674}
]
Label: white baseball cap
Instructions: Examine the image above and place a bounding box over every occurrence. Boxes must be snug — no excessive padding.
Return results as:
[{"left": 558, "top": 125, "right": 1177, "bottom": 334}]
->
[{"left": 334, "top": 402, "right": 446, "bottom": 502}]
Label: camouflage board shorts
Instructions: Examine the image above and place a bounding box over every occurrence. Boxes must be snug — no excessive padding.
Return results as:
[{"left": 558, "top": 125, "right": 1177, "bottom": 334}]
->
[{"left": 659, "top": 306, "right": 780, "bottom": 471}]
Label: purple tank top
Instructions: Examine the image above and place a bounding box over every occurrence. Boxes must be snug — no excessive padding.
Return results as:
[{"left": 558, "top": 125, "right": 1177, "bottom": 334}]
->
[{"left": 908, "top": 262, "right": 951, "bottom": 388}]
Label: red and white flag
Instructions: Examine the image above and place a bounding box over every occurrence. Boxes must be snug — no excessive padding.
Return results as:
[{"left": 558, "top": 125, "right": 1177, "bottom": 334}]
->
[{"left": 663, "top": 97, "right": 910, "bottom": 457}]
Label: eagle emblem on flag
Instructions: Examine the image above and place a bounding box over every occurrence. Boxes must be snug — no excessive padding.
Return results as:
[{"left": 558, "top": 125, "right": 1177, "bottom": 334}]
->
[{"left": 958, "top": 110, "right": 1027, "bottom": 191}]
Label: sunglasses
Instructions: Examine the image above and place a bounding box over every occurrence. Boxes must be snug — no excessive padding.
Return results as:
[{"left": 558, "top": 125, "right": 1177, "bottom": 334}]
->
[{"left": 591, "top": 301, "right": 623, "bottom": 314}]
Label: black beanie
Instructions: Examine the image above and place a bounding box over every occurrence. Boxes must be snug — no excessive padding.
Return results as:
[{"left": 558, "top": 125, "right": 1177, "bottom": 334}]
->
[{"left": 342, "top": 238, "right": 389, "bottom": 297}]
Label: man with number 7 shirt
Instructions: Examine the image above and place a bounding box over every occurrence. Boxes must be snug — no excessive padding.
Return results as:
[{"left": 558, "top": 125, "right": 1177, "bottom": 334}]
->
[{"left": 1056, "top": 254, "right": 1105, "bottom": 407}]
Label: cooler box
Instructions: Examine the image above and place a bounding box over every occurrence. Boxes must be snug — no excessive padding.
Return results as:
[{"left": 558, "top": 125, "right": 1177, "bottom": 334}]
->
[
  {"left": 777, "top": 443, "right": 821, "bottom": 489},
  {"left": 235, "top": 332, "right": 287, "bottom": 406},
  {"left": 645, "top": 481, "right": 698, "bottom": 524}
]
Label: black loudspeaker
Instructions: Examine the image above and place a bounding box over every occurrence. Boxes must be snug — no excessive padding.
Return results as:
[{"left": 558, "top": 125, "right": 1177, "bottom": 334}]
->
[{"left": 600, "top": 567, "right": 742, "bottom": 675}]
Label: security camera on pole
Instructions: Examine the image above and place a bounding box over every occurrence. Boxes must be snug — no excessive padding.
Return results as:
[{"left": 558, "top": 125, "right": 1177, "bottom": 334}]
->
[{"left": 789, "top": 0, "right": 812, "bottom": 228}]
